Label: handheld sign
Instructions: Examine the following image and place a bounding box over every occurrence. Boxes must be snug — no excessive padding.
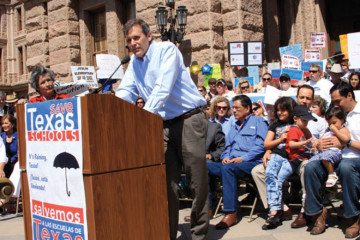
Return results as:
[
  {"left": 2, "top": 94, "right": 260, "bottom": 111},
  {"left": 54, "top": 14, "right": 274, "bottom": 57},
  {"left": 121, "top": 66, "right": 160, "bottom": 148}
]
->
[
  {"left": 71, "top": 66, "right": 98, "bottom": 88},
  {"left": 96, "top": 54, "right": 125, "bottom": 80}
]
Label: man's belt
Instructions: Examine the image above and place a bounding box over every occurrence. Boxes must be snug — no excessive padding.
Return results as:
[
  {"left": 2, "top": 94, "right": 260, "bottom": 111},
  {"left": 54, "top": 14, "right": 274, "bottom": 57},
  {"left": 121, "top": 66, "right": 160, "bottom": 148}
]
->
[{"left": 165, "top": 107, "right": 204, "bottom": 123}]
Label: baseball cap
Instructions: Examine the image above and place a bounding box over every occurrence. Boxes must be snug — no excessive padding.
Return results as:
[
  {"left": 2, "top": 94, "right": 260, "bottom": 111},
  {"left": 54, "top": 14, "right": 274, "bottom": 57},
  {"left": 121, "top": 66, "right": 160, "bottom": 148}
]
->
[
  {"left": 293, "top": 105, "right": 317, "bottom": 122},
  {"left": 216, "top": 79, "right": 226, "bottom": 86},
  {"left": 279, "top": 74, "right": 290, "bottom": 81}
]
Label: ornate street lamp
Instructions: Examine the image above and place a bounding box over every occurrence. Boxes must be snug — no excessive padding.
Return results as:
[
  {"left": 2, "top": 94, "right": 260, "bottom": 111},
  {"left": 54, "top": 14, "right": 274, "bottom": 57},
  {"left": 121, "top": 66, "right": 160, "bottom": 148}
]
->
[{"left": 155, "top": 0, "right": 188, "bottom": 44}]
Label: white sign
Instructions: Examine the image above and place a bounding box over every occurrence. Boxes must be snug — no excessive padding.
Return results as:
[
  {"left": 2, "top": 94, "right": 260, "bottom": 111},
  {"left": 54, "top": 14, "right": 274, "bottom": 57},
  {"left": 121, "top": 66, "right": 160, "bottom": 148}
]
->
[
  {"left": 267, "top": 62, "right": 281, "bottom": 73},
  {"left": 264, "top": 85, "right": 296, "bottom": 105},
  {"left": 96, "top": 54, "right": 125, "bottom": 80},
  {"left": 229, "top": 43, "right": 244, "bottom": 54},
  {"left": 25, "top": 98, "right": 88, "bottom": 240},
  {"left": 248, "top": 54, "right": 262, "bottom": 65},
  {"left": 71, "top": 66, "right": 98, "bottom": 88},
  {"left": 304, "top": 49, "right": 322, "bottom": 62},
  {"left": 348, "top": 32, "right": 360, "bottom": 69},
  {"left": 230, "top": 54, "right": 244, "bottom": 66},
  {"left": 310, "top": 32, "right": 326, "bottom": 48},
  {"left": 54, "top": 82, "right": 89, "bottom": 97},
  {"left": 248, "top": 42, "right": 262, "bottom": 53},
  {"left": 281, "top": 54, "right": 300, "bottom": 70}
]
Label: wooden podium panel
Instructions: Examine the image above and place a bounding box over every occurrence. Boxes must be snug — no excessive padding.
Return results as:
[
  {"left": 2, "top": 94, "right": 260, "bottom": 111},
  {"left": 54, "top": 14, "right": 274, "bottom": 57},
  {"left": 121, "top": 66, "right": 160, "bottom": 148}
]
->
[{"left": 85, "top": 165, "right": 169, "bottom": 240}]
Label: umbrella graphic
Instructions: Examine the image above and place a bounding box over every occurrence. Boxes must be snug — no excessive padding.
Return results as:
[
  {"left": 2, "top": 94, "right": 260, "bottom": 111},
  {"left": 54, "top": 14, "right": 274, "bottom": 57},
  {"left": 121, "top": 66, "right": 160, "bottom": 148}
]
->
[{"left": 53, "top": 152, "right": 79, "bottom": 197}]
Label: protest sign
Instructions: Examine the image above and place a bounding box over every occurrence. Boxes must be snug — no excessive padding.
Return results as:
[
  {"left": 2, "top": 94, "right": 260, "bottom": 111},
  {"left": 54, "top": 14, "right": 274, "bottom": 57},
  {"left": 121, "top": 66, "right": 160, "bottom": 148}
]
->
[
  {"left": 25, "top": 98, "right": 88, "bottom": 240},
  {"left": 228, "top": 41, "right": 263, "bottom": 66},
  {"left": 271, "top": 69, "right": 281, "bottom": 80},
  {"left": 71, "top": 66, "right": 98, "bottom": 88},
  {"left": 281, "top": 54, "right": 300, "bottom": 70},
  {"left": 310, "top": 32, "right": 326, "bottom": 48},
  {"left": 267, "top": 62, "right": 281, "bottom": 73},
  {"left": 339, "top": 34, "right": 349, "bottom": 60},
  {"left": 230, "top": 54, "right": 244, "bottom": 66},
  {"left": 279, "top": 44, "right": 303, "bottom": 61},
  {"left": 304, "top": 49, "right": 321, "bottom": 62},
  {"left": 347, "top": 32, "right": 360, "bottom": 69},
  {"left": 204, "top": 64, "right": 222, "bottom": 88},
  {"left": 96, "top": 54, "right": 125, "bottom": 79},
  {"left": 264, "top": 85, "right": 296, "bottom": 105},
  {"left": 245, "top": 93, "right": 265, "bottom": 105},
  {"left": 301, "top": 61, "right": 324, "bottom": 72},
  {"left": 281, "top": 68, "right": 304, "bottom": 83},
  {"left": 55, "top": 82, "right": 89, "bottom": 97},
  {"left": 247, "top": 66, "right": 260, "bottom": 85}
]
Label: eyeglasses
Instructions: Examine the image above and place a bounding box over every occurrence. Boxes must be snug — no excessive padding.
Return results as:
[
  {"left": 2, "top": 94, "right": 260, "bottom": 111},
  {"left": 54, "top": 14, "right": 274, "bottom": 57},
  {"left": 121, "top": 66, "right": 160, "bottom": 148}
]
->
[
  {"left": 240, "top": 85, "right": 250, "bottom": 90},
  {"left": 252, "top": 107, "right": 260, "bottom": 112},
  {"left": 309, "top": 70, "right": 318, "bottom": 73},
  {"left": 262, "top": 77, "right": 271, "bottom": 81},
  {"left": 216, "top": 106, "right": 228, "bottom": 111},
  {"left": 198, "top": 89, "right": 204, "bottom": 92}
]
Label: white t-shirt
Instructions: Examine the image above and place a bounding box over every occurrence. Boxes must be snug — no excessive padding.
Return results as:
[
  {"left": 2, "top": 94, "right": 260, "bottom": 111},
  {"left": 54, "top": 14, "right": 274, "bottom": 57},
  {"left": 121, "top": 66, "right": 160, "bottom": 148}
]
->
[
  {"left": 305, "top": 78, "right": 333, "bottom": 105},
  {"left": 343, "top": 102, "right": 360, "bottom": 158}
]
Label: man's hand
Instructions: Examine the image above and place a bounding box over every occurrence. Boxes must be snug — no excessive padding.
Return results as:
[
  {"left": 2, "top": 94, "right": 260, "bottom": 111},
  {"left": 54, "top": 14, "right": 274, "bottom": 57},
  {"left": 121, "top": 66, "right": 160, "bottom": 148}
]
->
[
  {"left": 318, "top": 137, "right": 342, "bottom": 151},
  {"left": 231, "top": 157, "right": 243, "bottom": 163},
  {"left": 206, "top": 154, "right": 212, "bottom": 160},
  {"left": 222, "top": 158, "right": 232, "bottom": 164}
]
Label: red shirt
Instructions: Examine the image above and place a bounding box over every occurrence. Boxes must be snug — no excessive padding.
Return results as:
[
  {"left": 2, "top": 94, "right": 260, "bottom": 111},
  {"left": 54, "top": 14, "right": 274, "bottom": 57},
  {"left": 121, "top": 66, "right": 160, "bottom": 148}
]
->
[
  {"left": 286, "top": 126, "right": 312, "bottom": 161},
  {"left": 29, "top": 93, "right": 71, "bottom": 103}
]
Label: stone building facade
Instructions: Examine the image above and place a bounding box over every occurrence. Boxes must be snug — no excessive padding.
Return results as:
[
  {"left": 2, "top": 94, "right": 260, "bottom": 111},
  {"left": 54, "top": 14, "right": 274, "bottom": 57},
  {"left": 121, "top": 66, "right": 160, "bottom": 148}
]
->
[{"left": 0, "top": 0, "right": 358, "bottom": 97}]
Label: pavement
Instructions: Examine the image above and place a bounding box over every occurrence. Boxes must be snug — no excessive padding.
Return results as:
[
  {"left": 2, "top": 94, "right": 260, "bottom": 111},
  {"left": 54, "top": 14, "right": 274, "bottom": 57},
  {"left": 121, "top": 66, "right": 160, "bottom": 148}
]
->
[{"left": 0, "top": 203, "right": 353, "bottom": 240}]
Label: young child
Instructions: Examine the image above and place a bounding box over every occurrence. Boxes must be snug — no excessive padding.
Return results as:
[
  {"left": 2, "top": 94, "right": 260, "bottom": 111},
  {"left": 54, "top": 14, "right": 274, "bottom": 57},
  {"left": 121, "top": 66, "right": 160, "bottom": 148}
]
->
[
  {"left": 310, "top": 107, "right": 350, "bottom": 187},
  {"left": 263, "top": 97, "right": 297, "bottom": 230}
]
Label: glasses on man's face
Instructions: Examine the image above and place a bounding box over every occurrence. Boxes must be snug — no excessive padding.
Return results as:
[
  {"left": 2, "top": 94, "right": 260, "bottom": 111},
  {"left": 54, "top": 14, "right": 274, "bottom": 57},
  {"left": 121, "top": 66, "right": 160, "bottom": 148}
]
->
[
  {"left": 216, "top": 106, "right": 228, "bottom": 111},
  {"left": 309, "top": 70, "right": 318, "bottom": 74},
  {"left": 262, "top": 77, "right": 271, "bottom": 81},
  {"left": 240, "top": 85, "right": 250, "bottom": 90}
]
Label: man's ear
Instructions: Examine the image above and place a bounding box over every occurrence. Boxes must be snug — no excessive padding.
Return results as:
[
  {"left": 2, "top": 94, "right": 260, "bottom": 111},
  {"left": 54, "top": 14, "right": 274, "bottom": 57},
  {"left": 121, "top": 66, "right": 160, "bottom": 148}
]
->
[{"left": 147, "top": 32, "right": 152, "bottom": 42}]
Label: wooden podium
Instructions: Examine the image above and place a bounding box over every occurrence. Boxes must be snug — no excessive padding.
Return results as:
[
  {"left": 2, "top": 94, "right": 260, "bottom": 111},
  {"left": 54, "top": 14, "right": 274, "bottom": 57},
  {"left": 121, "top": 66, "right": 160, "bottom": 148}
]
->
[{"left": 17, "top": 95, "right": 170, "bottom": 239}]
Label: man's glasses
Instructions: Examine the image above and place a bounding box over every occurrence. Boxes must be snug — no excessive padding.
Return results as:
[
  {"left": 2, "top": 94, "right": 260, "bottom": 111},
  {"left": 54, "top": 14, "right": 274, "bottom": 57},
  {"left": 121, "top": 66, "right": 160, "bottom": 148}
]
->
[
  {"left": 262, "top": 77, "right": 271, "bottom": 81},
  {"left": 216, "top": 106, "right": 228, "bottom": 111},
  {"left": 240, "top": 85, "right": 250, "bottom": 90},
  {"left": 309, "top": 70, "right": 318, "bottom": 73}
]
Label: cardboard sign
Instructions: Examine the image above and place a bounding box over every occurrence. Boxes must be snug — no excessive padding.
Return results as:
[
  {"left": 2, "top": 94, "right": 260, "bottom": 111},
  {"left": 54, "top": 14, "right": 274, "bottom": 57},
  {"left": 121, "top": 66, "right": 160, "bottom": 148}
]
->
[
  {"left": 96, "top": 54, "right": 125, "bottom": 80},
  {"left": 347, "top": 32, "right": 360, "bottom": 69},
  {"left": 25, "top": 98, "right": 88, "bottom": 240},
  {"left": 304, "top": 49, "right": 322, "bottom": 62},
  {"left": 247, "top": 66, "right": 260, "bottom": 85},
  {"left": 71, "top": 66, "right": 98, "bottom": 88},
  {"left": 281, "top": 54, "right": 300, "bottom": 70},
  {"left": 279, "top": 44, "right": 303, "bottom": 61},
  {"left": 310, "top": 32, "right": 326, "bottom": 48}
]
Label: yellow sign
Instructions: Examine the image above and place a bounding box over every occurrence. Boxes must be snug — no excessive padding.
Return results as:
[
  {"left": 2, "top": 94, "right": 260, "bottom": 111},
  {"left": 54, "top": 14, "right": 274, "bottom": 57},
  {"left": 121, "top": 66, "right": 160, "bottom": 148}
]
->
[
  {"left": 204, "top": 64, "right": 222, "bottom": 88},
  {"left": 339, "top": 34, "right": 348, "bottom": 60}
]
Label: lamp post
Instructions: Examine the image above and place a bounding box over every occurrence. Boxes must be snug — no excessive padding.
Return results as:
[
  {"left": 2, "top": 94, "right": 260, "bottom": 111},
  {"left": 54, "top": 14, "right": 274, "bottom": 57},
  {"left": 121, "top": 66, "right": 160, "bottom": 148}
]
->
[{"left": 155, "top": 0, "right": 188, "bottom": 44}]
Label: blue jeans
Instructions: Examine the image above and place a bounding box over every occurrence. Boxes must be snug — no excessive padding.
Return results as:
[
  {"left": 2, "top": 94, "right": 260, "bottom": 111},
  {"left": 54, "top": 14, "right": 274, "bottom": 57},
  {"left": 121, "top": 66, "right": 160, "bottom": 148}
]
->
[
  {"left": 265, "top": 154, "right": 296, "bottom": 211},
  {"left": 305, "top": 158, "right": 360, "bottom": 218},
  {"left": 208, "top": 160, "right": 259, "bottom": 212}
]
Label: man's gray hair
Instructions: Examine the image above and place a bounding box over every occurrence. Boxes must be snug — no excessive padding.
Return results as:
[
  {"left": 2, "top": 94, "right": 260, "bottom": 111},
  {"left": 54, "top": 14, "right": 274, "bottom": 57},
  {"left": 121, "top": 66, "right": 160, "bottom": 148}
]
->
[
  {"left": 29, "top": 64, "right": 56, "bottom": 90},
  {"left": 123, "top": 19, "right": 151, "bottom": 36}
]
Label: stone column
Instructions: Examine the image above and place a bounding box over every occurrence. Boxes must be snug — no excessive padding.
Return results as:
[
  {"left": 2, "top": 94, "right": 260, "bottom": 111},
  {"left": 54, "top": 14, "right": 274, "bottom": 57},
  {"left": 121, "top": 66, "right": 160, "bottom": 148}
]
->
[{"left": 48, "top": 0, "right": 80, "bottom": 82}]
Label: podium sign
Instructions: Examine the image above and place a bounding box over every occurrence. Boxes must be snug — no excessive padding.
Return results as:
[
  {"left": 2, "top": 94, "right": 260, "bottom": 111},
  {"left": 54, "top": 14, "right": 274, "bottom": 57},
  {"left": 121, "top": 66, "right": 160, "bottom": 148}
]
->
[{"left": 25, "top": 98, "right": 88, "bottom": 240}]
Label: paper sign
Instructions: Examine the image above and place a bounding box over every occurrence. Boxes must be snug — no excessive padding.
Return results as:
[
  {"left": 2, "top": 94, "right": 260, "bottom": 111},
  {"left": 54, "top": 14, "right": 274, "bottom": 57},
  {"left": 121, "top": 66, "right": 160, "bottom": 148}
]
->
[
  {"left": 310, "top": 32, "right": 326, "bottom": 48},
  {"left": 229, "top": 42, "right": 244, "bottom": 54},
  {"left": 347, "top": 32, "right": 360, "bottom": 69},
  {"left": 304, "top": 49, "right": 322, "bottom": 62},
  {"left": 267, "top": 62, "right": 281, "bottom": 73},
  {"left": 230, "top": 54, "right": 244, "bottom": 66},
  {"left": 247, "top": 66, "right": 260, "bottom": 85},
  {"left": 96, "top": 54, "right": 125, "bottom": 79},
  {"left": 271, "top": 69, "right": 281, "bottom": 79},
  {"left": 281, "top": 68, "right": 304, "bottom": 81},
  {"left": 248, "top": 42, "right": 262, "bottom": 53},
  {"left": 245, "top": 93, "right": 265, "bottom": 104},
  {"left": 248, "top": 54, "right": 262, "bottom": 65},
  {"left": 279, "top": 44, "right": 303, "bottom": 61},
  {"left": 71, "top": 66, "right": 98, "bottom": 88},
  {"left": 264, "top": 85, "right": 281, "bottom": 105},
  {"left": 339, "top": 34, "right": 349, "bottom": 59},
  {"left": 54, "top": 82, "right": 89, "bottom": 97},
  {"left": 281, "top": 54, "right": 300, "bottom": 70},
  {"left": 25, "top": 98, "right": 88, "bottom": 240}
]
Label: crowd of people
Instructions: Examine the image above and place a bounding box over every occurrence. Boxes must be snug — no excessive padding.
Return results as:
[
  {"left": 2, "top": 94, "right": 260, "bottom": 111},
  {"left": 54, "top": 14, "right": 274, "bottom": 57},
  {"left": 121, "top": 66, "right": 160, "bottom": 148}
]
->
[{"left": 1, "top": 17, "right": 359, "bottom": 240}]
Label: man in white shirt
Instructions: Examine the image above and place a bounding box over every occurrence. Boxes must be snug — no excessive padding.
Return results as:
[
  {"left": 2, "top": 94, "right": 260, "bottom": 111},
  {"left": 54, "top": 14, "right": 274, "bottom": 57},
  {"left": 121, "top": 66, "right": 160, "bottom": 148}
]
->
[
  {"left": 305, "top": 64, "right": 333, "bottom": 104},
  {"left": 305, "top": 83, "right": 360, "bottom": 238}
]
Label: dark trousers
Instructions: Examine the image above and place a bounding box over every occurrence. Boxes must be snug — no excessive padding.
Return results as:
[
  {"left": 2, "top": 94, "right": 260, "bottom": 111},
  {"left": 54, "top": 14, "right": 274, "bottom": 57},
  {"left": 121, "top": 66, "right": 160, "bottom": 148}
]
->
[{"left": 164, "top": 111, "right": 209, "bottom": 240}]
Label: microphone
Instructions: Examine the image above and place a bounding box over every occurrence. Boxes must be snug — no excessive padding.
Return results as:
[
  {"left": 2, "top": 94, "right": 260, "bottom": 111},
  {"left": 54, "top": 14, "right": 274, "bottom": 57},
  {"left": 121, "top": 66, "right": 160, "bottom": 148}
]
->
[{"left": 90, "top": 56, "right": 131, "bottom": 94}]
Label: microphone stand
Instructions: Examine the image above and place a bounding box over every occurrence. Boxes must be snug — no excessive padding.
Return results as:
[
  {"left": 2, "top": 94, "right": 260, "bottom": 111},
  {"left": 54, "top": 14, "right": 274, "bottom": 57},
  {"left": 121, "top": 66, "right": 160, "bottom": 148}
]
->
[{"left": 90, "top": 63, "right": 123, "bottom": 94}]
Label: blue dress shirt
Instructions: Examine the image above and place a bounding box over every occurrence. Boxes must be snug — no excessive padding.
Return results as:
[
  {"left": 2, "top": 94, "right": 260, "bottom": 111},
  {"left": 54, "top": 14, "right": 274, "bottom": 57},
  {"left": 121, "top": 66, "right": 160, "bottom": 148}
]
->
[
  {"left": 221, "top": 115, "right": 268, "bottom": 162},
  {"left": 115, "top": 41, "right": 206, "bottom": 120}
]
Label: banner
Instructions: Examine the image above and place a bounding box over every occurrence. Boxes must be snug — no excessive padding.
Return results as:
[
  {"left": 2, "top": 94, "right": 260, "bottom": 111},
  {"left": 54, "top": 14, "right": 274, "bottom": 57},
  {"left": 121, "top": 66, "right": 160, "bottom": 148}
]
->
[
  {"left": 310, "top": 32, "right": 326, "bottom": 48},
  {"left": 281, "top": 54, "right": 300, "bottom": 70},
  {"left": 55, "top": 82, "right": 89, "bottom": 97},
  {"left": 25, "top": 98, "right": 88, "bottom": 240},
  {"left": 304, "top": 49, "right": 321, "bottom": 62}
]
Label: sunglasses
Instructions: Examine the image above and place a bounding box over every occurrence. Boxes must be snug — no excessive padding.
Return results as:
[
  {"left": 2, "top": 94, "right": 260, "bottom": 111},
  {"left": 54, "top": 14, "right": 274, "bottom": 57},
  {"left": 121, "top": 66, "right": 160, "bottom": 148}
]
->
[
  {"left": 216, "top": 106, "right": 228, "bottom": 111},
  {"left": 252, "top": 107, "right": 260, "bottom": 112},
  {"left": 262, "top": 77, "right": 271, "bottom": 81},
  {"left": 240, "top": 85, "right": 250, "bottom": 90},
  {"left": 309, "top": 70, "right": 318, "bottom": 73},
  {"left": 198, "top": 89, "right": 204, "bottom": 92}
]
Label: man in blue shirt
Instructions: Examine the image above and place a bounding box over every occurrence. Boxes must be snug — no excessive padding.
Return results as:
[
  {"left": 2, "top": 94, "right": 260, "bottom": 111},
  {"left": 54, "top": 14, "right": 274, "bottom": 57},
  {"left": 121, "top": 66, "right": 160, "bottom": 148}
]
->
[
  {"left": 208, "top": 95, "right": 268, "bottom": 229},
  {"left": 115, "top": 19, "right": 208, "bottom": 240}
]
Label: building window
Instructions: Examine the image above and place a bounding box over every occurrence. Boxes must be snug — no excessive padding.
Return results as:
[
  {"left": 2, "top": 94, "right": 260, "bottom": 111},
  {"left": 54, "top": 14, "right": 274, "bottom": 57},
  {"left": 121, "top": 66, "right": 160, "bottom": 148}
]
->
[
  {"left": 18, "top": 47, "right": 23, "bottom": 75},
  {"left": 16, "top": 7, "right": 22, "bottom": 32},
  {"left": 92, "top": 9, "right": 107, "bottom": 55}
]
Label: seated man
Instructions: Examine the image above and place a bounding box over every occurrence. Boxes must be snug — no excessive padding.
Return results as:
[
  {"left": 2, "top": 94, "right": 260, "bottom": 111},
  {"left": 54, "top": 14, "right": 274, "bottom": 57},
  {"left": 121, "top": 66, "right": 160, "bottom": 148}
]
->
[
  {"left": 208, "top": 95, "right": 268, "bottom": 229},
  {"left": 305, "top": 83, "right": 360, "bottom": 238}
]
